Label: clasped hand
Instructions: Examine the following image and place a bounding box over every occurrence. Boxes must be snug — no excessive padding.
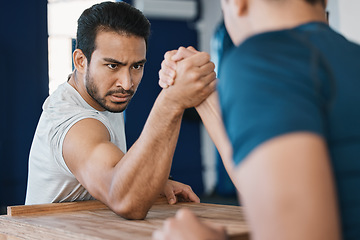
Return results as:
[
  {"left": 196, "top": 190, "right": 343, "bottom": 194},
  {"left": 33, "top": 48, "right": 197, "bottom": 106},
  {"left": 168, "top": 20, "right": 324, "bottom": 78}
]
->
[{"left": 158, "top": 46, "right": 217, "bottom": 110}]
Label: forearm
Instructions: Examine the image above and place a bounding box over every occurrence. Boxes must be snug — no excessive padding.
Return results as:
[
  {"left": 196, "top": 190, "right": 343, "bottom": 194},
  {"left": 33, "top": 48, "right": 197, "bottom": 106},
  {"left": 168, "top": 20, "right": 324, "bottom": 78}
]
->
[
  {"left": 107, "top": 91, "right": 183, "bottom": 219},
  {"left": 101, "top": 49, "right": 215, "bottom": 218},
  {"left": 195, "top": 92, "right": 234, "bottom": 172}
]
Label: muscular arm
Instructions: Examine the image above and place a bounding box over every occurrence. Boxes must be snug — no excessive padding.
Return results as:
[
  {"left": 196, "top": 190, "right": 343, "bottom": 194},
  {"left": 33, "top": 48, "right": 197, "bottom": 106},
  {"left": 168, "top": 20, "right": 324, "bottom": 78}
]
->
[
  {"left": 233, "top": 133, "right": 341, "bottom": 240},
  {"left": 63, "top": 51, "right": 216, "bottom": 219},
  {"left": 63, "top": 93, "right": 182, "bottom": 219}
]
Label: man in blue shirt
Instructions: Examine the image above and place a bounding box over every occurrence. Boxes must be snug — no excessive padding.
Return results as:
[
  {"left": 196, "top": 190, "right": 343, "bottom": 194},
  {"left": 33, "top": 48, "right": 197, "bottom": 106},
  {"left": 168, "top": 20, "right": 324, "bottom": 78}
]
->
[{"left": 154, "top": 0, "right": 360, "bottom": 239}]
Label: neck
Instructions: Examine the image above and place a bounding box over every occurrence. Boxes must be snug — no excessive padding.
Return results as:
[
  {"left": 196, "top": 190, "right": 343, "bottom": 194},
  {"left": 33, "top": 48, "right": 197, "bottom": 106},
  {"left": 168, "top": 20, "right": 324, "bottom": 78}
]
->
[
  {"left": 68, "top": 70, "right": 105, "bottom": 111},
  {"left": 68, "top": 70, "right": 81, "bottom": 92},
  {"left": 251, "top": 1, "right": 327, "bottom": 34}
]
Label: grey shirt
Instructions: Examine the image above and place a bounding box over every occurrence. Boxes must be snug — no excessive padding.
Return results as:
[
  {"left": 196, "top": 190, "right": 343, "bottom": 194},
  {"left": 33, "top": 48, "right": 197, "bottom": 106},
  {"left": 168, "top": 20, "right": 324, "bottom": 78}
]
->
[{"left": 25, "top": 82, "right": 126, "bottom": 204}]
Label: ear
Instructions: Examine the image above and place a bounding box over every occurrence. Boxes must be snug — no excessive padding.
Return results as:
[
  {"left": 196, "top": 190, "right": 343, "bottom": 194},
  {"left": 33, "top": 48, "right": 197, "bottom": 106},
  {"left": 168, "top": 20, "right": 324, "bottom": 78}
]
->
[
  {"left": 73, "top": 49, "right": 87, "bottom": 74},
  {"left": 234, "top": 0, "right": 248, "bottom": 16}
]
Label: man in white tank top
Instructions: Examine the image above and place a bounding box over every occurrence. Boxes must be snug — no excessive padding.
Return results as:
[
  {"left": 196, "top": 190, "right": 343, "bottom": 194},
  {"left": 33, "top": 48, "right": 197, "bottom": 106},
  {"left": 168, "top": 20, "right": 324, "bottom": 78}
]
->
[{"left": 25, "top": 1, "right": 216, "bottom": 220}]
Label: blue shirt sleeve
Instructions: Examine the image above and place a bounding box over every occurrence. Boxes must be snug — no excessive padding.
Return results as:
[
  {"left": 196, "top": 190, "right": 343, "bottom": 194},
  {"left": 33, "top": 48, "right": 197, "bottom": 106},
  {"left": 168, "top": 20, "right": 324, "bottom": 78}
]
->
[{"left": 218, "top": 31, "right": 329, "bottom": 165}]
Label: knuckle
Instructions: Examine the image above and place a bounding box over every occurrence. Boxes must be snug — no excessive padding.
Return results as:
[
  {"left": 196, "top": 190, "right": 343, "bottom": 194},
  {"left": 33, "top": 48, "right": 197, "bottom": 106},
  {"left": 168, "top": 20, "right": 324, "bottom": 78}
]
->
[
  {"left": 195, "top": 81, "right": 205, "bottom": 91},
  {"left": 189, "top": 71, "right": 200, "bottom": 81},
  {"left": 164, "top": 51, "right": 171, "bottom": 58},
  {"left": 164, "top": 50, "right": 175, "bottom": 59},
  {"left": 200, "top": 52, "right": 210, "bottom": 61},
  {"left": 180, "top": 61, "right": 191, "bottom": 70},
  {"left": 178, "top": 46, "right": 186, "bottom": 51}
]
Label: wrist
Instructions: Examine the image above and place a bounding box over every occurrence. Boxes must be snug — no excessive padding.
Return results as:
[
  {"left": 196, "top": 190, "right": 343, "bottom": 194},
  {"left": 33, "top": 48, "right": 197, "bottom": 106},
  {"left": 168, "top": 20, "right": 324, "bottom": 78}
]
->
[{"left": 157, "top": 90, "right": 185, "bottom": 117}]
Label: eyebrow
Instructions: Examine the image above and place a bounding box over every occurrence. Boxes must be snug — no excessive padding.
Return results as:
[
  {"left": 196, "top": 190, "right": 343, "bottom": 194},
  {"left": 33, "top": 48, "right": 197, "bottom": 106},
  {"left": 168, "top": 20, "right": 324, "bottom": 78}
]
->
[{"left": 103, "top": 57, "right": 147, "bottom": 66}]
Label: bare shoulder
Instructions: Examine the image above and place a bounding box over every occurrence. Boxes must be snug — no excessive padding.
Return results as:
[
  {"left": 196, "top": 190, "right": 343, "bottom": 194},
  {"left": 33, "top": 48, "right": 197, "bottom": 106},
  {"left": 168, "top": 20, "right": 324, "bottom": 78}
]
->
[
  {"left": 62, "top": 118, "right": 115, "bottom": 172},
  {"left": 65, "top": 118, "right": 110, "bottom": 143}
]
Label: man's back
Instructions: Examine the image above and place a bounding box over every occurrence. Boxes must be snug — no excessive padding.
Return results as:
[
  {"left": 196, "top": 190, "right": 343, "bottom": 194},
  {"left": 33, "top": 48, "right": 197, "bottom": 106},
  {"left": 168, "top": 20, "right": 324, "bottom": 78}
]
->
[
  {"left": 218, "top": 22, "right": 360, "bottom": 239},
  {"left": 308, "top": 23, "right": 360, "bottom": 239}
]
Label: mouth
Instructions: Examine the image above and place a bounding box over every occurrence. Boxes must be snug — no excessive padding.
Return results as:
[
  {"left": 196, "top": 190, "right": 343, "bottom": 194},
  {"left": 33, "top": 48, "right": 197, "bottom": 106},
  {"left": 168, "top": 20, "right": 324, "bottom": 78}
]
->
[{"left": 109, "top": 94, "right": 132, "bottom": 103}]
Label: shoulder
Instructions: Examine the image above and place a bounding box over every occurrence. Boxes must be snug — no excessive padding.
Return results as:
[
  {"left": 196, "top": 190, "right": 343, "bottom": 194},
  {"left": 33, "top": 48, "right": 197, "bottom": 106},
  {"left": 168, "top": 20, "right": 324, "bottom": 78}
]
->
[
  {"left": 218, "top": 27, "right": 328, "bottom": 99},
  {"left": 44, "top": 82, "right": 85, "bottom": 110},
  {"left": 218, "top": 31, "right": 313, "bottom": 103},
  {"left": 217, "top": 29, "right": 329, "bottom": 164},
  {"left": 43, "top": 83, "right": 105, "bottom": 124},
  {"left": 223, "top": 28, "right": 316, "bottom": 73},
  {"left": 41, "top": 83, "right": 115, "bottom": 146}
]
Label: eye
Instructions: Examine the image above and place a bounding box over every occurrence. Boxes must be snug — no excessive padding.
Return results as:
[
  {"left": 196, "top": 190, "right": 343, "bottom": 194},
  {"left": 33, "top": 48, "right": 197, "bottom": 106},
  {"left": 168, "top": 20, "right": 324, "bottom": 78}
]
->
[
  {"left": 132, "top": 64, "right": 144, "bottom": 70},
  {"left": 107, "top": 64, "right": 118, "bottom": 70}
]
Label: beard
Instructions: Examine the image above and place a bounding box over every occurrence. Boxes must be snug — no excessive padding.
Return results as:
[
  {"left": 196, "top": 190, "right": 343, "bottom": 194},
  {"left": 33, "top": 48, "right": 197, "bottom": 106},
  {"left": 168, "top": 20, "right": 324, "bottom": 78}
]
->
[{"left": 85, "top": 69, "right": 134, "bottom": 113}]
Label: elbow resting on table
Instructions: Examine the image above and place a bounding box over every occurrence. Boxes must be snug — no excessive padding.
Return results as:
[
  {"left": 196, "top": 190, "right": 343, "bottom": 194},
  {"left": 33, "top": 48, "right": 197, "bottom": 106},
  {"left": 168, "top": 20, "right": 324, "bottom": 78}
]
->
[{"left": 109, "top": 200, "right": 150, "bottom": 220}]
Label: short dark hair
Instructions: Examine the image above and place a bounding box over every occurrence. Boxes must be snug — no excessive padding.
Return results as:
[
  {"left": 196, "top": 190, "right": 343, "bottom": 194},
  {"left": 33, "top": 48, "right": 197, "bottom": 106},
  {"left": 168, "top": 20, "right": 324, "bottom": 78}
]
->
[
  {"left": 76, "top": 1, "right": 151, "bottom": 63},
  {"left": 267, "top": 0, "right": 326, "bottom": 7},
  {"left": 305, "top": 0, "right": 326, "bottom": 6}
]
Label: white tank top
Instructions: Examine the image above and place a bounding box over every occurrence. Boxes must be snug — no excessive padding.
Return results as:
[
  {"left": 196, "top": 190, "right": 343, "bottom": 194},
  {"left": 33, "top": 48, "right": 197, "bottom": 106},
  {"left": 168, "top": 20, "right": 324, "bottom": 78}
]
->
[{"left": 25, "top": 82, "right": 127, "bottom": 204}]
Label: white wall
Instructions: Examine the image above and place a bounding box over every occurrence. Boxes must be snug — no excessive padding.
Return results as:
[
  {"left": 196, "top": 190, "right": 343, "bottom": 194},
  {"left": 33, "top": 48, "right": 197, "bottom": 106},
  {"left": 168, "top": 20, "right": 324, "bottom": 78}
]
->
[
  {"left": 48, "top": 0, "right": 113, "bottom": 94},
  {"left": 328, "top": 0, "right": 360, "bottom": 44}
]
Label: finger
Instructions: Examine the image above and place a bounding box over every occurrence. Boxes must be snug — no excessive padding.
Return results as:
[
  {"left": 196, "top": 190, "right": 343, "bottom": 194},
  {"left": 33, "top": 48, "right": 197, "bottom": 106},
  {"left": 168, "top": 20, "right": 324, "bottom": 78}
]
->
[
  {"left": 207, "top": 77, "right": 218, "bottom": 92},
  {"left": 202, "top": 75, "right": 218, "bottom": 97},
  {"left": 160, "top": 61, "right": 176, "bottom": 81},
  {"left": 163, "top": 184, "right": 177, "bottom": 205},
  {"left": 198, "top": 61, "right": 216, "bottom": 77},
  {"left": 178, "top": 186, "right": 200, "bottom": 203},
  {"left": 181, "top": 51, "right": 211, "bottom": 68},
  {"left": 158, "top": 79, "right": 169, "bottom": 89},
  {"left": 196, "top": 70, "right": 217, "bottom": 88},
  {"left": 164, "top": 50, "right": 178, "bottom": 68},
  {"left": 186, "top": 46, "right": 198, "bottom": 53},
  {"left": 172, "top": 46, "right": 197, "bottom": 61},
  {"left": 158, "top": 68, "right": 175, "bottom": 87}
]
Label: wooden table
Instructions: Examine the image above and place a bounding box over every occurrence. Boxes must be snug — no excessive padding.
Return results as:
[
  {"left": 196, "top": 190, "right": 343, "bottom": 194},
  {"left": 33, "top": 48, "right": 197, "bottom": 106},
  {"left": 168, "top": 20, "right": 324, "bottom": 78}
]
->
[{"left": 0, "top": 198, "right": 249, "bottom": 240}]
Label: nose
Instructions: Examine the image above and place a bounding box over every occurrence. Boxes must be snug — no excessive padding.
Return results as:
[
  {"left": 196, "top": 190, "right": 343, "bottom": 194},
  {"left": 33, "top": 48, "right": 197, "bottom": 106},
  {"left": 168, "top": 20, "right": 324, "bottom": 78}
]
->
[{"left": 115, "top": 69, "right": 133, "bottom": 90}]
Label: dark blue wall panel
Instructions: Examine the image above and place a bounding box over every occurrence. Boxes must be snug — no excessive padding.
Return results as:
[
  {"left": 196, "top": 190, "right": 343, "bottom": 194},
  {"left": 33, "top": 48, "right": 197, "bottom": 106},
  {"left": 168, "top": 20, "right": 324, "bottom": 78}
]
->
[{"left": 0, "top": 0, "right": 49, "bottom": 209}]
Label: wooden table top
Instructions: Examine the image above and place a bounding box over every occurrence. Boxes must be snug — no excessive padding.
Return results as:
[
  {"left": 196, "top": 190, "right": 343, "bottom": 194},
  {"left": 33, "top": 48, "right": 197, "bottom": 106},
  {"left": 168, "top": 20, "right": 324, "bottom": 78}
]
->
[{"left": 0, "top": 198, "right": 249, "bottom": 240}]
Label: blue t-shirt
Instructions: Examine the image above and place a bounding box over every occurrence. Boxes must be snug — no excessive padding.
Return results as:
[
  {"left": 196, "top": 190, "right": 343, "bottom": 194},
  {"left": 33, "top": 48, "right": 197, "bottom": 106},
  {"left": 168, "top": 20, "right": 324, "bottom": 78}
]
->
[{"left": 218, "top": 22, "right": 360, "bottom": 239}]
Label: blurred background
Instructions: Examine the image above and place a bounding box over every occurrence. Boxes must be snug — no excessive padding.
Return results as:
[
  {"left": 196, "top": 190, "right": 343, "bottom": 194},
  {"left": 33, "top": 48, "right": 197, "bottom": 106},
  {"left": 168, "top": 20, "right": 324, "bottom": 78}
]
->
[{"left": 1, "top": 0, "right": 359, "bottom": 214}]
